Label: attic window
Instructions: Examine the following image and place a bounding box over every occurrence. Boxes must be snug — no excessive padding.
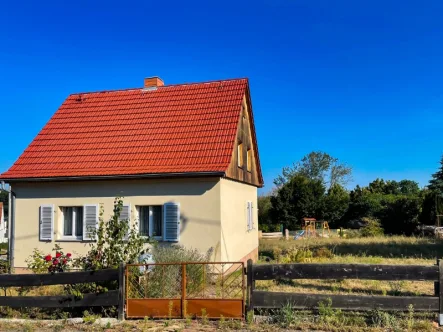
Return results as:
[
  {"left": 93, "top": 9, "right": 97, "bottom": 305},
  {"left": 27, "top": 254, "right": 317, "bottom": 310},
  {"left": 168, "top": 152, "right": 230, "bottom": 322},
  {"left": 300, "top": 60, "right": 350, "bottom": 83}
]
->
[
  {"left": 237, "top": 142, "right": 243, "bottom": 168},
  {"left": 247, "top": 148, "right": 252, "bottom": 172}
]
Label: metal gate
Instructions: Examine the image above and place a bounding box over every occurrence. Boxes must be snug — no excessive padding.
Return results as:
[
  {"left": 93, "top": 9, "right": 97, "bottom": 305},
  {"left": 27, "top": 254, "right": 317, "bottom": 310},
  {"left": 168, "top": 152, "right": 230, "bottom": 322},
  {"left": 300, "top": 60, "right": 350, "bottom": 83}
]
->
[{"left": 126, "top": 262, "right": 245, "bottom": 319}]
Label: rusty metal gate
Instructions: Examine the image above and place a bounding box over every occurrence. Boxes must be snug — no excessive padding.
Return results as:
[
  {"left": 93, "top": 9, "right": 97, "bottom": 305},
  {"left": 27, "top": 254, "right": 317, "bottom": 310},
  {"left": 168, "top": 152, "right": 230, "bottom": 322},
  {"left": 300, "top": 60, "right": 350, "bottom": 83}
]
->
[{"left": 125, "top": 262, "right": 245, "bottom": 319}]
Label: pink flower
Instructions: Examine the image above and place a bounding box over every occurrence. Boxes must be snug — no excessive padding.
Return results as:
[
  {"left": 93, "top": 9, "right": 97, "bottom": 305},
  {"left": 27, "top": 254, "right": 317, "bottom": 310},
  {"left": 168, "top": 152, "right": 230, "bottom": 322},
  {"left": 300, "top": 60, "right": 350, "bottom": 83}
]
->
[
  {"left": 55, "top": 252, "right": 62, "bottom": 258},
  {"left": 62, "top": 259, "right": 67, "bottom": 265},
  {"left": 44, "top": 255, "right": 52, "bottom": 262},
  {"left": 53, "top": 259, "right": 59, "bottom": 265},
  {"left": 66, "top": 253, "right": 72, "bottom": 258}
]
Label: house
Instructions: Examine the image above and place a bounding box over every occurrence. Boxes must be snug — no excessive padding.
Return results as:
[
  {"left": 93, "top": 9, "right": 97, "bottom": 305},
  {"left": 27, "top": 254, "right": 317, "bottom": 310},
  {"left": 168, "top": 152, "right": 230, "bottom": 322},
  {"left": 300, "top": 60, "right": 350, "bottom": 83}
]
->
[
  {"left": 0, "top": 202, "right": 6, "bottom": 244},
  {"left": 0, "top": 77, "right": 263, "bottom": 271}
]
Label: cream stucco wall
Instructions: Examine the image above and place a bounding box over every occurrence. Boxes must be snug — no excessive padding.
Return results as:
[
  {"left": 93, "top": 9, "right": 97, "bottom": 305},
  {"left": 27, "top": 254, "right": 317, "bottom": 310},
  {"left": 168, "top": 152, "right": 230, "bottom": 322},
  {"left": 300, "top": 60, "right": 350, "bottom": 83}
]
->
[
  {"left": 12, "top": 177, "right": 222, "bottom": 268},
  {"left": 220, "top": 178, "right": 258, "bottom": 262}
]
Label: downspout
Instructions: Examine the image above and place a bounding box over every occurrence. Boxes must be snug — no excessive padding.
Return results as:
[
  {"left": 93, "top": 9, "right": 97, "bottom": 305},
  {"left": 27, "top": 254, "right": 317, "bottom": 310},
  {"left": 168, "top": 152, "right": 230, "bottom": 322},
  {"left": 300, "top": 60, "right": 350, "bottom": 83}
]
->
[
  {"left": 9, "top": 188, "right": 15, "bottom": 273},
  {"left": 1, "top": 181, "right": 14, "bottom": 273}
]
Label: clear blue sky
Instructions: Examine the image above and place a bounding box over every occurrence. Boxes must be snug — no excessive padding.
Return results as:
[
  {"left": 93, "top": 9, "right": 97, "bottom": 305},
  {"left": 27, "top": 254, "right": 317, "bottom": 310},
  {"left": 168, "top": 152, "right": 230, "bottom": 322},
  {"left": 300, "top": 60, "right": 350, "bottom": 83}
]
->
[{"left": 1, "top": 0, "right": 443, "bottom": 193}]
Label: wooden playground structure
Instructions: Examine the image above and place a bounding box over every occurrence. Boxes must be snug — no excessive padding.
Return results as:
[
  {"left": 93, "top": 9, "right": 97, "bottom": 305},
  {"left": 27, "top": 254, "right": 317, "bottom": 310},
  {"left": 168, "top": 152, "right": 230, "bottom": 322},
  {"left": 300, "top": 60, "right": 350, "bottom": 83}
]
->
[{"left": 300, "top": 218, "right": 331, "bottom": 238}]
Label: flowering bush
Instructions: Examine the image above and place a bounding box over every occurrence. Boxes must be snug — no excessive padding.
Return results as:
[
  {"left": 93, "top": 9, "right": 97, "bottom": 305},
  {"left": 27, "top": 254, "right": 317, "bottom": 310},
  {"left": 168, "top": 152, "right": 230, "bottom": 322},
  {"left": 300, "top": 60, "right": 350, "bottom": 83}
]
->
[{"left": 26, "top": 244, "right": 72, "bottom": 273}]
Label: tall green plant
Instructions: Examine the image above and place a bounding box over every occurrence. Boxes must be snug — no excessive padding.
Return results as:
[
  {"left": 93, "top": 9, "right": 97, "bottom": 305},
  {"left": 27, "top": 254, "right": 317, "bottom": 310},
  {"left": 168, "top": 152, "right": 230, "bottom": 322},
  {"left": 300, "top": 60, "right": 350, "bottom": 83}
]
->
[{"left": 74, "top": 197, "right": 147, "bottom": 270}]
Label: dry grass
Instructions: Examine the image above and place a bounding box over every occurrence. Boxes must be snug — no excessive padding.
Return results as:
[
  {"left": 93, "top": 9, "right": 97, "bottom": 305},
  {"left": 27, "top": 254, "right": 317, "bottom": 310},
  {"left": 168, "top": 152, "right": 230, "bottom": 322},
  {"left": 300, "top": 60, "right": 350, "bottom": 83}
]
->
[
  {"left": 257, "top": 235, "right": 443, "bottom": 298},
  {"left": 260, "top": 235, "right": 443, "bottom": 261}
]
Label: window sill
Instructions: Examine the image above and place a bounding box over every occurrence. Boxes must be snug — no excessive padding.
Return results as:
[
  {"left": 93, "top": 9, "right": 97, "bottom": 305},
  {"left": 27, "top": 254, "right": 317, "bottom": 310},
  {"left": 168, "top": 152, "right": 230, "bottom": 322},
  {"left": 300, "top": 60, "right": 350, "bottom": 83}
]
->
[
  {"left": 140, "top": 236, "right": 163, "bottom": 241},
  {"left": 56, "top": 238, "right": 84, "bottom": 242}
]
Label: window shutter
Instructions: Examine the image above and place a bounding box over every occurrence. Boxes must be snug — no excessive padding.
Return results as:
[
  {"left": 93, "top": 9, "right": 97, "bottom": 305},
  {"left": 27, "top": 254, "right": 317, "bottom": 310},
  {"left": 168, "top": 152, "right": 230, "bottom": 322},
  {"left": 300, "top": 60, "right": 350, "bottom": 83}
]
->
[
  {"left": 250, "top": 202, "right": 254, "bottom": 229},
  {"left": 247, "top": 201, "right": 253, "bottom": 231},
  {"left": 83, "top": 204, "right": 99, "bottom": 241},
  {"left": 119, "top": 204, "right": 131, "bottom": 240},
  {"left": 163, "top": 202, "right": 180, "bottom": 242},
  {"left": 39, "top": 205, "right": 54, "bottom": 241}
]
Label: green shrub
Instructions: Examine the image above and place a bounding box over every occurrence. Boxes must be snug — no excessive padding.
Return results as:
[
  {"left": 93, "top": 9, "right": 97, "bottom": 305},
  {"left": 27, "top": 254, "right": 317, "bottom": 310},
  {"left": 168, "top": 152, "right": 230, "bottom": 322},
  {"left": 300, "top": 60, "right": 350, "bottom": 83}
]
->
[
  {"left": 370, "top": 308, "right": 398, "bottom": 328},
  {"left": 359, "top": 218, "right": 384, "bottom": 237},
  {"left": 317, "top": 298, "right": 342, "bottom": 326},
  {"left": 131, "top": 245, "right": 213, "bottom": 299},
  {"left": 26, "top": 245, "right": 72, "bottom": 274},
  {"left": 273, "top": 302, "right": 298, "bottom": 327},
  {"left": 313, "top": 247, "right": 334, "bottom": 259}
]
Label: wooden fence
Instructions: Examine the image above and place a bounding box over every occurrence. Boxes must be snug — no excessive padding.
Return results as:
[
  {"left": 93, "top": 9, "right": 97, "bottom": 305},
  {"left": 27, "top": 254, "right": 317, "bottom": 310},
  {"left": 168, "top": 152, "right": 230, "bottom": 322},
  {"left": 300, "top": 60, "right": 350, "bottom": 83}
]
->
[
  {"left": 246, "top": 259, "right": 443, "bottom": 322},
  {"left": 0, "top": 264, "right": 125, "bottom": 320},
  {"left": 259, "top": 230, "right": 289, "bottom": 240}
]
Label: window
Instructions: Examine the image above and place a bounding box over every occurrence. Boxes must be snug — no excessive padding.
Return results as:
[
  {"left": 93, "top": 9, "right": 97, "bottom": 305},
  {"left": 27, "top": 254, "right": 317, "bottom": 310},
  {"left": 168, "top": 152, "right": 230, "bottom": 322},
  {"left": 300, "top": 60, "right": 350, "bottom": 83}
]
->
[
  {"left": 237, "top": 142, "right": 243, "bottom": 167},
  {"left": 138, "top": 206, "right": 163, "bottom": 238},
  {"left": 247, "top": 201, "right": 253, "bottom": 231},
  {"left": 247, "top": 148, "right": 252, "bottom": 172},
  {"left": 61, "top": 207, "right": 83, "bottom": 239}
]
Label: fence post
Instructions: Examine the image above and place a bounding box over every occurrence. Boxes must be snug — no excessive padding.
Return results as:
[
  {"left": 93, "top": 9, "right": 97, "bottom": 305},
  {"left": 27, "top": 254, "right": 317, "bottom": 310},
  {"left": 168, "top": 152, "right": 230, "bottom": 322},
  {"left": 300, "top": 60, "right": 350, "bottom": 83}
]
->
[
  {"left": 181, "top": 264, "right": 187, "bottom": 318},
  {"left": 247, "top": 259, "right": 254, "bottom": 314},
  {"left": 118, "top": 263, "right": 125, "bottom": 320},
  {"left": 439, "top": 259, "right": 443, "bottom": 326}
]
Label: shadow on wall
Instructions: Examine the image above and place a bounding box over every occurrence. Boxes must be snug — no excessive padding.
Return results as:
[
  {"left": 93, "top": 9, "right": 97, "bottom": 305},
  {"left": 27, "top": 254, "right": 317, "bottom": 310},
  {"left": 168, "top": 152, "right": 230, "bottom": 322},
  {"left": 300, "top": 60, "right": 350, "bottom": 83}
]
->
[{"left": 14, "top": 178, "right": 218, "bottom": 199}]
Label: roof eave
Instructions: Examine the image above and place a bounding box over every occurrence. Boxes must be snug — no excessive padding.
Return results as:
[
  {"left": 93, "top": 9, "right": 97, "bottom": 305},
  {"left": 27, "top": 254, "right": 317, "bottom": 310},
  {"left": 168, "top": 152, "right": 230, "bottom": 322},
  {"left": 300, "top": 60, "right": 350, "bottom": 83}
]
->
[{"left": 0, "top": 171, "right": 226, "bottom": 183}]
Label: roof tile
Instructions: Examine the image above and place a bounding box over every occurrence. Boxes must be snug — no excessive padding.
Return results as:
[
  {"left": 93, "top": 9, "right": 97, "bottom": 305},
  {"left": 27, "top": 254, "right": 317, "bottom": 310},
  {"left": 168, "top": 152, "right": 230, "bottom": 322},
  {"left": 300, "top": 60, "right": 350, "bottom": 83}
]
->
[{"left": 1, "top": 78, "right": 248, "bottom": 179}]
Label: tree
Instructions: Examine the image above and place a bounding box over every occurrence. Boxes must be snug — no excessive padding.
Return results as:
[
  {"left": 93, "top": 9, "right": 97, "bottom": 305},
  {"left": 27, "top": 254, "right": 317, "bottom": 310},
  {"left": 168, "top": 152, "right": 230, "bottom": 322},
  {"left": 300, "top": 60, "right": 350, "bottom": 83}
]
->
[
  {"left": 420, "top": 155, "right": 443, "bottom": 225},
  {"left": 270, "top": 175, "right": 326, "bottom": 230},
  {"left": 429, "top": 155, "right": 443, "bottom": 195},
  {"left": 323, "top": 184, "right": 350, "bottom": 227},
  {"left": 74, "top": 197, "right": 146, "bottom": 270},
  {"left": 0, "top": 190, "right": 8, "bottom": 219},
  {"left": 274, "top": 151, "right": 352, "bottom": 189},
  {"left": 379, "top": 196, "right": 422, "bottom": 235},
  {"left": 258, "top": 195, "right": 273, "bottom": 230},
  {"left": 367, "top": 179, "right": 420, "bottom": 196}
]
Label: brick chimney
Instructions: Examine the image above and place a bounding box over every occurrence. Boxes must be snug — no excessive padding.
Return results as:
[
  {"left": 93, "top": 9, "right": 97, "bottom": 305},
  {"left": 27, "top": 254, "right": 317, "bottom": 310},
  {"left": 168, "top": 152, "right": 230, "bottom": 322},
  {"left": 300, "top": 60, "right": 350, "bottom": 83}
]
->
[{"left": 144, "top": 76, "right": 164, "bottom": 89}]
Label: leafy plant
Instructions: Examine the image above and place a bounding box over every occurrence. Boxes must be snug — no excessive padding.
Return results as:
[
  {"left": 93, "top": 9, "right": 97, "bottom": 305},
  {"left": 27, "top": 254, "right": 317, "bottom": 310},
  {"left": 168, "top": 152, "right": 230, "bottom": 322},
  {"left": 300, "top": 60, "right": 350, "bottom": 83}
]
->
[
  {"left": 317, "top": 298, "right": 342, "bottom": 326},
  {"left": 82, "top": 310, "right": 100, "bottom": 324},
  {"left": 68, "top": 198, "right": 148, "bottom": 299},
  {"left": 74, "top": 197, "right": 146, "bottom": 271},
  {"left": 26, "top": 245, "right": 72, "bottom": 274},
  {"left": 370, "top": 308, "right": 398, "bottom": 328},
  {"left": 359, "top": 218, "right": 384, "bottom": 237},
  {"left": 274, "top": 302, "right": 298, "bottom": 327},
  {"left": 201, "top": 308, "right": 208, "bottom": 325}
]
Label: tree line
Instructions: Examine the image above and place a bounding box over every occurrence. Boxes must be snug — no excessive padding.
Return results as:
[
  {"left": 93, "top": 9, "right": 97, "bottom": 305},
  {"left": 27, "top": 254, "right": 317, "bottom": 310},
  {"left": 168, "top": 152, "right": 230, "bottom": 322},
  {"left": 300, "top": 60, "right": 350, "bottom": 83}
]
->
[{"left": 259, "top": 151, "right": 443, "bottom": 235}]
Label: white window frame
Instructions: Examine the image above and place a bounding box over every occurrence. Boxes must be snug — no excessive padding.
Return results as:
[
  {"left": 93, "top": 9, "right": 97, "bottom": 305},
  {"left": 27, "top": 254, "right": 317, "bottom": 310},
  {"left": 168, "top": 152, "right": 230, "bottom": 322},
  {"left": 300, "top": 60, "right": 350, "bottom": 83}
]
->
[
  {"left": 137, "top": 205, "right": 163, "bottom": 240},
  {"left": 61, "top": 206, "right": 83, "bottom": 241}
]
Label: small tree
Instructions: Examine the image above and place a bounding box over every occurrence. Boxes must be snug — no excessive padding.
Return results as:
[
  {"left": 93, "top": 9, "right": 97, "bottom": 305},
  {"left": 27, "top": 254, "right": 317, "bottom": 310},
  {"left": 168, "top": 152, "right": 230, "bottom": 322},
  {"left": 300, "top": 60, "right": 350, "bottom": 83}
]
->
[
  {"left": 74, "top": 197, "right": 147, "bottom": 270},
  {"left": 68, "top": 198, "right": 148, "bottom": 298}
]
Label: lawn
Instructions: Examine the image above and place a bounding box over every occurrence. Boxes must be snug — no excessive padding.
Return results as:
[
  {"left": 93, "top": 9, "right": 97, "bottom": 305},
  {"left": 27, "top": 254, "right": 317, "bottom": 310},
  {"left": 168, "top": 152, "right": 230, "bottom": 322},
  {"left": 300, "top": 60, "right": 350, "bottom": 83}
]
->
[{"left": 257, "top": 236, "right": 443, "bottom": 301}]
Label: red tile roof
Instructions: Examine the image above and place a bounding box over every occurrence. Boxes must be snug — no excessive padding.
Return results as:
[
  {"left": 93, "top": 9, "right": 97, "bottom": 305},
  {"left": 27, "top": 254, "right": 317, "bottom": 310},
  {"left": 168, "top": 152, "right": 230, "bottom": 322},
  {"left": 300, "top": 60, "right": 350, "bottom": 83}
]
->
[{"left": 1, "top": 78, "right": 261, "bottom": 181}]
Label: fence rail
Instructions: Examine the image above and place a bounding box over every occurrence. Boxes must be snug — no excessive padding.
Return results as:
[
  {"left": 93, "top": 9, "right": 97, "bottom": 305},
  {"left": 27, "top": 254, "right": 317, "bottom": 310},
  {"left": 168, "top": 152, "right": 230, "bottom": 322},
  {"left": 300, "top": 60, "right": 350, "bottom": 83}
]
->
[
  {"left": 247, "top": 260, "right": 443, "bottom": 321},
  {"left": 0, "top": 264, "right": 125, "bottom": 319}
]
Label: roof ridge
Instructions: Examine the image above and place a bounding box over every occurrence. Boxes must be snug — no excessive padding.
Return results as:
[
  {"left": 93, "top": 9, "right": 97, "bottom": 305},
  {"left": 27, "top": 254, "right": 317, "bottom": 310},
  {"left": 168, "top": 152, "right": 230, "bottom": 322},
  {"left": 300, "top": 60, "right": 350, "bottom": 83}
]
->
[{"left": 69, "top": 77, "right": 248, "bottom": 96}]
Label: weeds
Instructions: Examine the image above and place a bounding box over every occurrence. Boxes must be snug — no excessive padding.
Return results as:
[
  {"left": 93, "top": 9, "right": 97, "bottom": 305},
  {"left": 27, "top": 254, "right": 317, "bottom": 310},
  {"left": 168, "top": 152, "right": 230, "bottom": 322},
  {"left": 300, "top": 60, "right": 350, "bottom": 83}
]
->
[
  {"left": 389, "top": 280, "right": 406, "bottom": 296},
  {"left": 82, "top": 310, "right": 100, "bottom": 324},
  {"left": 201, "top": 308, "right": 208, "bottom": 325},
  {"left": 168, "top": 300, "right": 173, "bottom": 319},
  {"left": 273, "top": 302, "right": 298, "bottom": 327},
  {"left": 370, "top": 308, "right": 398, "bottom": 329},
  {"left": 246, "top": 310, "right": 254, "bottom": 325},
  {"left": 317, "top": 298, "right": 342, "bottom": 326},
  {"left": 407, "top": 304, "right": 414, "bottom": 331}
]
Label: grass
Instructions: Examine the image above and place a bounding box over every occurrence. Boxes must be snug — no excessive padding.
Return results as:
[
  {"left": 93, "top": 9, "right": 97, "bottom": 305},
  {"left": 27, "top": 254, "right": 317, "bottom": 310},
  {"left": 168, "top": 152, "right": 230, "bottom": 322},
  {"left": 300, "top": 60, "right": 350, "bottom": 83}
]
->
[
  {"left": 257, "top": 235, "right": 443, "bottom": 323},
  {"left": 259, "top": 235, "right": 443, "bottom": 260}
]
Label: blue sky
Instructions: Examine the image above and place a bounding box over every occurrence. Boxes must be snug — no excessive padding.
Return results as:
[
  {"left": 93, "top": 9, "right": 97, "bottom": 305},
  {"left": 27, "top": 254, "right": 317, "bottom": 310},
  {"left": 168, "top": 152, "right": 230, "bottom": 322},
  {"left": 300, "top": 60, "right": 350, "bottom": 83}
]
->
[{"left": 1, "top": 0, "right": 443, "bottom": 192}]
